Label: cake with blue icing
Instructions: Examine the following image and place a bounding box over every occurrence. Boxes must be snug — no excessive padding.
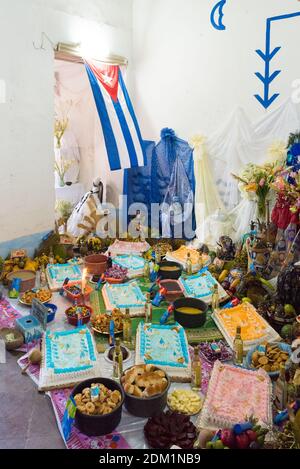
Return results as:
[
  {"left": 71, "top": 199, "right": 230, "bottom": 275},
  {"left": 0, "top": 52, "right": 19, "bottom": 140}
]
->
[
  {"left": 102, "top": 281, "right": 146, "bottom": 317},
  {"left": 46, "top": 263, "right": 82, "bottom": 291},
  {"left": 39, "top": 326, "right": 100, "bottom": 390},
  {"left": 112, "top": 254, "right": 145, "bottom": 279},
  {"left": 179, "top": 270, "right": 228, "bottom": 304},
  {"left": 135, "top": 322, "right": 191, "bottom": 382}
]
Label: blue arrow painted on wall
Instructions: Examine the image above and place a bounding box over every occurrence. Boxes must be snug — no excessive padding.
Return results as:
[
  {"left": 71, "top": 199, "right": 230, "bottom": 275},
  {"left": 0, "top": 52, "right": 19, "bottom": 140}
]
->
[{"left": 255, "top": 11, "right": 300, "bottom": 109}]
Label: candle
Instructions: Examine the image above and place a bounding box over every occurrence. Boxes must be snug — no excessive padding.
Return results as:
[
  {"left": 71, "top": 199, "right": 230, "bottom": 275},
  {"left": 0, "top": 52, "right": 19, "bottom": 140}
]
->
[{"left": 81, "top": 268, "right": 87, "bottom": 296}]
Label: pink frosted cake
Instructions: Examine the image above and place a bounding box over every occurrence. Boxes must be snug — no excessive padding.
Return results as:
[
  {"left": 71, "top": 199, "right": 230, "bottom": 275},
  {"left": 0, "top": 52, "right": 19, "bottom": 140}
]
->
[
  {"left": 197, "top": 361, "right": 272, "bottom": 430},
  {"left": 105, "top": 240, "right": 150, "bottom": 256}
]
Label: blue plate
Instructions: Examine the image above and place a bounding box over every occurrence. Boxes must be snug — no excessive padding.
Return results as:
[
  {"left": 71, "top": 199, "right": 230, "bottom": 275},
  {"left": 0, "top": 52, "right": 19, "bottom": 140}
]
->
[{"left": 245, "top": 342, "right": 291, "bottom": 378}]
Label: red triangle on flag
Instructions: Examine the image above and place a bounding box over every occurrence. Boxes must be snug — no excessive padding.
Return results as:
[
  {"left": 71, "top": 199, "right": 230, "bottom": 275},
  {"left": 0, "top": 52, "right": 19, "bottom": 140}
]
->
[{"left": 86, "top": 61, "right": 119, "bottom": 102}]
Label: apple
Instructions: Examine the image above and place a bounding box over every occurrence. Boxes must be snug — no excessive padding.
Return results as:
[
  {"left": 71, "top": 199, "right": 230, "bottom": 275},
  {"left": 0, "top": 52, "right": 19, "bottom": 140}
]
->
[
  {"left": 235, "top": 433, "right": 250, "bottom": 449},
  {"left": 245, "top": 430, "right": 257, "bottom": 442},
  {"left": 220, "top": 429, "right": 236, "bottom": 449}
]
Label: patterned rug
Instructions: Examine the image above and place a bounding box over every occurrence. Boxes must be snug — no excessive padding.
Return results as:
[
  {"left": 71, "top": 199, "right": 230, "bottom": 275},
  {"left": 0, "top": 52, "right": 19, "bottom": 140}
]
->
[{"left": 48, "top": 388, "right": 131, "bottom": 450}]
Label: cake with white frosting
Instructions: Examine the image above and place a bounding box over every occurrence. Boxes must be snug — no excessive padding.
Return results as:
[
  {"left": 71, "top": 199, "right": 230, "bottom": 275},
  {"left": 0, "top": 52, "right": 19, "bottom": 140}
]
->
[
  {"left": 135, "top": 322, "right": 191, "bottom": 382},
  {"left": 112, "top": 254, "right": 146, "bottom": 279},
  {"left": 38, "top": 327, "right": 100, "bottom": 391},
  {"left": 179, "top": 270, "right": 228, "bottom": 304},
  {"left": 102, "top": 281, "right": 146, "bottom": 317},
  {"left": 46, "top": 263, "right": 82, "bottom": 291}
]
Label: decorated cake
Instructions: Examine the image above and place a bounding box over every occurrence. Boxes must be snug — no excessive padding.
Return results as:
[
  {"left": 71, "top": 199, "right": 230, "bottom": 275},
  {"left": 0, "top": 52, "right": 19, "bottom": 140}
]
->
[
  {"left": 165, "top": 246, "right": 210, "bottom": 273},
  {"left": 212, "top": 302, "right": 280, "bottom": 350},
  {"left": 197, "top": 361, "right": 273, "bottom": 430},
  {"left": 38, "top": 327, "right": 100, "bottom": 391},
  {"left": 112, "top": 254, "right": 146, "bottom": 279},
  {"left": 105, "top": 239, "right": 150, "bottom": 257},
  {"left": 46, "top": 263, "right": 82, "bottom": 291},
  {"left": 102, "top": 281, "right": 146, "bottom": 317},
  {"left": 135, "top": 322, "right": 191, "bottom": 382},
  {"left": 179, "top": 270, "right": 228, "bottom": 304}
]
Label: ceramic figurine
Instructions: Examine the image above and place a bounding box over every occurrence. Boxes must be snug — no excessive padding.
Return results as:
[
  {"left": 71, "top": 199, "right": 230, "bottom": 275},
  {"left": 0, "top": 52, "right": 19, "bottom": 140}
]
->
[{"left": 216, "top": 236, "right": 236, "bottom": 261}]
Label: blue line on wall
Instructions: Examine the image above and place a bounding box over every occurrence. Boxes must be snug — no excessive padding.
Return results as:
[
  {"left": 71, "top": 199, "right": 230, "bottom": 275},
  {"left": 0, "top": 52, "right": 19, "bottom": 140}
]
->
[
  {"left": 0, "top": 231, "right": 50, "bottom": 259},
  {"left": 210, "top": 0, "right": 227, "bottom": 31},
  {"left": 255, "top": 11, "right": 300, "bottom": 109}
]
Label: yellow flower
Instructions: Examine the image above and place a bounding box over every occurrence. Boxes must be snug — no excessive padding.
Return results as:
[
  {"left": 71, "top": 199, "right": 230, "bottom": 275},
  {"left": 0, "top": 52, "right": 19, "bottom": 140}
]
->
[{"left": 244, "top": 183, "right": 258, "bottom": 192}]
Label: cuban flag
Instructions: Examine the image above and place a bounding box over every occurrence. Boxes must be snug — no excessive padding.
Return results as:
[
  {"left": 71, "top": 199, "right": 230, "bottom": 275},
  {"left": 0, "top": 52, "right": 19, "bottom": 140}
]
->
[{"left": 85, "top": 60, "right": 146, "bottom": 171}]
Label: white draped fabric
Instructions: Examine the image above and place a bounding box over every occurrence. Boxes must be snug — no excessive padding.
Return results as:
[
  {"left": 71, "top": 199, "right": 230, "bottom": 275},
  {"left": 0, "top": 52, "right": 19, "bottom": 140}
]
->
[{"left": 194, "top": 99, "right": 300, "bottom": 244}]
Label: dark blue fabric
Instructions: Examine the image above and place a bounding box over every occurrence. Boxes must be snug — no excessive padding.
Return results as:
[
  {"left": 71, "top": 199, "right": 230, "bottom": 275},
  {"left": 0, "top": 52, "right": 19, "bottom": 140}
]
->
[
  {"left": 151, "top": 128, "right": 196, "bottom": 238},
  {"left": 123, "top": 129, "right": 195, "bottom": 239}
]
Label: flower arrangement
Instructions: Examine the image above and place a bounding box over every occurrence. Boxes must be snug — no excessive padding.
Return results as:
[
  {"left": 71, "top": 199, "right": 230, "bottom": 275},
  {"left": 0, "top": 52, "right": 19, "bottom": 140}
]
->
[
  {"left": 232, "top": 161, "right": 283, "bottom": 220},
  {"left": 272, "top": 132, "right": 300, "bottom": 218}
]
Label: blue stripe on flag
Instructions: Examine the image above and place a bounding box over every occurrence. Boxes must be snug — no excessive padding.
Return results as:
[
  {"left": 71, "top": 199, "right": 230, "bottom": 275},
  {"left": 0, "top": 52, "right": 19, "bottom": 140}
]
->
[
  {"left": 118, "top": 70, "right": 147, "bottom": 166},
  {"left": 112, "top": 97, "right": 138, "bottom": 168},
  {"left": 85, "top": 64, "right": 121, "bottom": 171}
]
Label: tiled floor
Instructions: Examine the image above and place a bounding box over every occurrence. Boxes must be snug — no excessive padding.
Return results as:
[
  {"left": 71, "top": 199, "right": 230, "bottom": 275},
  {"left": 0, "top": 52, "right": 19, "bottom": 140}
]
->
[{"left": 0, "top": 351, "right": 65, "bottom": 449}]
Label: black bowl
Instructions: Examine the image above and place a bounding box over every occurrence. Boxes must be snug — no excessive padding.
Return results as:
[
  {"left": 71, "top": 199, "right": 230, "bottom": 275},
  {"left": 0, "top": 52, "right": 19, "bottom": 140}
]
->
[
  {"left": 158, "top": 261, "right": 182, "bottom": 280},
  {"left": 71, "top": 377, "right": 124, "bottom": 436},
  {"left": 121, "top": 366, "right": 171, "bottom": 418},
  {"left": 173, "top": 297, "right": 208, "bottom": 328}
]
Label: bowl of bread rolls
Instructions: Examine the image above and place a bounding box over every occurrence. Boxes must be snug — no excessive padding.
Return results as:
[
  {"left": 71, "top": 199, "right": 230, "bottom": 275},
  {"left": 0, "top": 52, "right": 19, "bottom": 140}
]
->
[{"left": 121, "top": 364, "right": 171, "bottom": 418}]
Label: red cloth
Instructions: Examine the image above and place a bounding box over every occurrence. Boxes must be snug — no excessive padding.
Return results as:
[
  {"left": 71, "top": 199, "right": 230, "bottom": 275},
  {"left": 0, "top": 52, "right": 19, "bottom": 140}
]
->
[{"left": 271, "top": 195, "right": 293, "bottom": 230}]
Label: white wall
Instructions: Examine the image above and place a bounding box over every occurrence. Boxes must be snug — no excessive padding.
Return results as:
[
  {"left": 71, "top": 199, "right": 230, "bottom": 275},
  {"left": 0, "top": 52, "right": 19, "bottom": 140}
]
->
[
  {"left": 132, "top": 0, "right": 300, "bottom": 141},
  {"left": 0, "top": 0, "right": 132, "bottom": 244}
]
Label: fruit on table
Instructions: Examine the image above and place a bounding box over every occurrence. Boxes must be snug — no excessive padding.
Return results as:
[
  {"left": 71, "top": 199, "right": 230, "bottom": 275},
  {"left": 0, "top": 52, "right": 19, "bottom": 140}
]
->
[
  {"left": 220, "top": 429, "right": 236, "bottom": 449},
  {"left": 213, "top": 440, "right": 225, "bottom": 449},
  {"left": 281, "top": 324, "right": 293, "bottom": 339},
  {"left": 242, "top": 297, "right": 252, "bottom": 303},
  {"left": 245, "top": 429, "right": 257, "bottom": 442},
  {"left": 284, "top": 304, "right": 296, "bottom": 318},
  {"left": 24, "top": 259, "right": 38, "bottom": 271},
  {"left": 206, "top": 423, "right": 268, "bottom": 450},
  {"left": 236, "top": 433, "right": 250, "bottom": 449},
  {"left": 230, "top": 278, "right": 240, "bottom": 290},
  {"left": 218, "top": 270, "right": 229, "bottom": 283},
  {"left": 196, "top": 429, "right": 215, "bottom": 449}
]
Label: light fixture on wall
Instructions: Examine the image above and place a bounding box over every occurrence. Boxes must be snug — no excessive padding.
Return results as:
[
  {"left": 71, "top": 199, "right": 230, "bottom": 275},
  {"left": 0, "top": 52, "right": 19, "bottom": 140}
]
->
[
  {"left": 56, "top": 42, "right": 81, "bottom": 56},
  {"left": 55, "top": 41, "right": 128, "bottom": 66}
]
